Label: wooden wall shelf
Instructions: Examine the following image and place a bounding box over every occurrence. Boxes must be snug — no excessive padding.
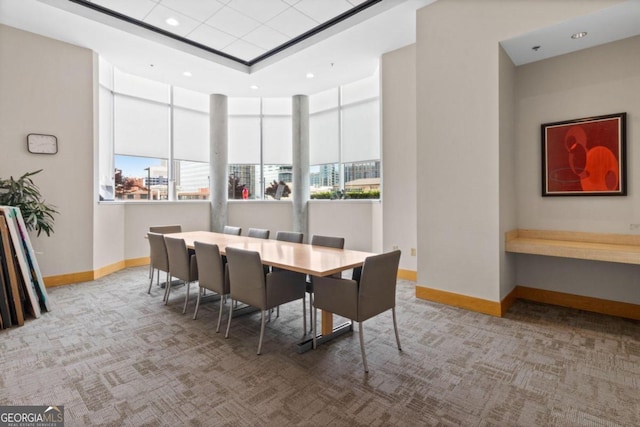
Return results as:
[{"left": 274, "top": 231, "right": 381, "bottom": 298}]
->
[{"left": 505, "top": 229, "right": 640, "bottom": 265}]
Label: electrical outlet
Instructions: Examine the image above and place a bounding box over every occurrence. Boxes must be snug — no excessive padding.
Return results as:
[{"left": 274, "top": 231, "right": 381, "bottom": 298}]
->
[
  {"left": 410, "top": 248, "right": 416, "bottom": 256},
  {"left": 392, "top": 245, "right": 399, "bottom": 251},
  {"left": 630, "top": 224, "right": 640, "bottom": 230}
]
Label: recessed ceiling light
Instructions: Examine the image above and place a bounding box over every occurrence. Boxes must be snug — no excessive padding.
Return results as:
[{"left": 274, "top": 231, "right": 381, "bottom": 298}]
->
[
  {"left": 183, "top": 71, "right": 192, "bottom": 77},
  {"left": 571, "top": 31, "right": 587, "bottom": 39},
  {"left": 306, "top": 73, "right": 314, "bottom": 79},
  {"left": 250, "top": 85, "right": 259, "bottom": 90},
  {"left": 166, "top": 17, "right": 180, "bottom": 26}
]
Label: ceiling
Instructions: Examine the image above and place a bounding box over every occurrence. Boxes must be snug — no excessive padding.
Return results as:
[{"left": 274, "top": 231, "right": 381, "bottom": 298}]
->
[
  {"left": 73, "top": 0, "right": 381, "bottom": 65},
  {"left": 1, "top": 0, "right": 639, "bottom": 97}
]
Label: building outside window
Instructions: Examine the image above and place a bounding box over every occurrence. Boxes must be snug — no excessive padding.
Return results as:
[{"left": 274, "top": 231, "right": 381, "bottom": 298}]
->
[{"left": 99, "top": 57, "right": 380, "bottom": 202}]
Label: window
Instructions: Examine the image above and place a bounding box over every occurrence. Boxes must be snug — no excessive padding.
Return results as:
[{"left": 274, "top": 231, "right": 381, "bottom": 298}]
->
[
  {"left": 99, "top": 60, "right": 210, "bottom": 201},
  {"left": 309, "top": 72, "right": 381, "bottom": 199},
  {"left": 228, "top": 97, "right": 293, "bottom": 200}
]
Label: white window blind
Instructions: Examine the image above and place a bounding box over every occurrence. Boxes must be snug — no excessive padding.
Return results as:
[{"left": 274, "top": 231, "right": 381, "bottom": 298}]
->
[
  {"left": 309, "top": 110, "right": 340, "bottom": 165},
  {"left": 309, "top": 87, "right": 338, "bottom": 113},
  {"left": 341, "top": 72, "right": 379, "bottom": 104},
  {"left": 114, "top": 95, "right": 170, "bottom": 159},
  {"left": 98, "top": 86, "right": 114, "bottom": 191},
  {"left": 113, "top": 68, "right": 169, "bottom": 103},
  {"left": 173, "top": 87, "right": 209, "bottom": 112},
  {"left": 228, "top": 116, "right": 260, "bottom": 164},
  {"left": 228, "top": 97, "right": 260, "bottom": 115},
  {"left": 262, "top": 116, "right": 292, "bottom": 164},
  {"left": 262, "top": 97, "right": 291, "bottom": 115},
  {"left": 341, "top": 99, "right": 380, "bottom": 163},
  {"left": 173, "top": 107, "right": 209, "bottom": 162}
]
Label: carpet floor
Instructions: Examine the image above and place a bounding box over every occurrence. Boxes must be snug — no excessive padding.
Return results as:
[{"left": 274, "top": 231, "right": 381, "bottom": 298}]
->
[{"left": 1, "top": 266, "right": 638, "bottom": 426}]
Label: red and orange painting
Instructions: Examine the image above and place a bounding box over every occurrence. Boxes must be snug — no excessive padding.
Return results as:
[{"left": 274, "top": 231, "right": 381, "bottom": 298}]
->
[{"left": 541, "top": 113, "right": 626, "bottom": 196}]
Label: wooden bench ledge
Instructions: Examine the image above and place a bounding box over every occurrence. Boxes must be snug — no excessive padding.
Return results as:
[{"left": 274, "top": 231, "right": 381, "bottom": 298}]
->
[{"left": 505, "top": 229, "right": 640, "bottom": 265}]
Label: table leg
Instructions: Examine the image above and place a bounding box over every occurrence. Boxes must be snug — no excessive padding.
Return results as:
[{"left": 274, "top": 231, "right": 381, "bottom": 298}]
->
[{"left": 296, "top": 309, "right": 353, "bottom": 354}]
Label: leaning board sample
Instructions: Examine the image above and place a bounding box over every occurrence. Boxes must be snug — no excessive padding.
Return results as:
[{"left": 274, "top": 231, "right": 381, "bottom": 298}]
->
[
  {"left": 0, "top": 216, "right": 25, "bottom": 325},
  {"left": 0, "top": 209, "right": 41, "bottom": 318},
  {"left": 7, "top": 206, "right": 50, "bottom": 311}
]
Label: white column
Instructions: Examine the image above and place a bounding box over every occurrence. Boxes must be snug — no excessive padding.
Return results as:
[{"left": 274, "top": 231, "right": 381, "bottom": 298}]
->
[
  {"left": 210, "top": 94, "right": 228, "bottom": 232},
  {"left": 292, "top": 95, "right": 310, "bottom": 241}
]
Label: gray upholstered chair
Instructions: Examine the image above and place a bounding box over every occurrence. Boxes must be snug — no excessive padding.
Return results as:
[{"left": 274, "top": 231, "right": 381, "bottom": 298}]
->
[
  {"left": 225, "top": 246, "right": 306, "bottom": 355},
  {"left": 147, "top": 232, "right": 170, "bottom": 294},
  {"left": 272, "top": 231, "right": 305, "bottom": 318},
  {"left": 149, "top": 224, "right": 182, "bottom": 234},
  {"left": 307, "top": 235, "right": 345, "bottom": 331},
  {"left": 194, "top": 241, "right": 228, "bottom": 332},
  {"left": 223, "top": 225, "right": 242, "bottom": 236},
  {"left": 275, "top": 231, "right": 303, "bottom": 243},
  {"left": 247, "top": 228, "right": 270, "bottom": 239},
  {"left": 163, "top": 236, "right": 198, "bottom": 314},
  {"left": 312, "top": 250, "right": 402, "bottom": 373},
  {"left": 148, "top": 225, "right": 182, "bottom": 279}
]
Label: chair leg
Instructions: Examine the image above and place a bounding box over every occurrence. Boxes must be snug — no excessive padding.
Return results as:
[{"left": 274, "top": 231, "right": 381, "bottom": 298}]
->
[
  {"left": 148, "top": 268, "right": 154, "bottom": 294},
  {"left": 182, "top": 282, "right": 191, "bottom": 314},
  {"left": 359, "top": 321, "right": 369, "bottom": 373},
  {"left": 193, "top": 286, "right": 201, "bottom": 320},
  {"left": 225, "top": 298, "right": 234, "bottom": 338},
  {"left": 164, "top": 274, "right": 172, "bottom": 304},
  {"left": 312, "top": 307, "right": 317, "bottom": 349},
  {"left": 392, "top": 307, "right": 402, "bottom": 351},
  {"left": 257, "top": 309, "right": 266, "bottom": 355},
  {"left": 216, "top": 294, "right": 225, "bottom": 333}
]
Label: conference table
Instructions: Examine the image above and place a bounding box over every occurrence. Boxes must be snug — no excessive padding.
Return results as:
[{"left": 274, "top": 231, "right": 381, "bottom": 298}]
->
[{"left": 167, "top": 231, "right": 375, "bottom": 353}]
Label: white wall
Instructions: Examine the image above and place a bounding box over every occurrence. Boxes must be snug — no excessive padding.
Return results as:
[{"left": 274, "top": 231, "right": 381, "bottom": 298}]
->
[
  {"left": 381, "top": 44, "right": 418, "bottom": 272},
  {"left": 123, "top": 201, "right": 210, "bottom": 260},
  {"left": 228, "top": 200, "right": 293, "bottom": 239},
  {"left": 94, "top": 203, "right": 125, "bottom": 269},
  {"left": 0, "top": 24, "right": 95, "bottom": 276},
  {"left": 415, "top": 0, "right": 620, "bottom": 302},
  {"left": 515, "top": 35, "right": 640, "bottom": 233},
  {"left": 498, "top": 46, "right": 517, "bottom": 299},
  {"left": 513, "top": 35, "right": 640, "bottom": 304},
  {"left": 308, "top": 200, "right": 379, "bottom": 252}
]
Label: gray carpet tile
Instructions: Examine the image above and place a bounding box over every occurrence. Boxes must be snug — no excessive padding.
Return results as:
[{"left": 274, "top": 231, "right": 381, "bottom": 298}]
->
[{"left": 1, "top": 266, "right": 638, "bottom": 426}]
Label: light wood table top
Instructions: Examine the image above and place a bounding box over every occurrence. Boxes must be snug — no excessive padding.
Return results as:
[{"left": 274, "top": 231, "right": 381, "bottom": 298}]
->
[{"left": 168, "top": 231, "right": 374, "bottom": 276}]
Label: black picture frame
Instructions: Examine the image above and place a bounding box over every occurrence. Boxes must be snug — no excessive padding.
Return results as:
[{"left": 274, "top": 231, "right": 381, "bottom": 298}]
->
[{"left": 541, "top": 112, "right": 626, "bottom": 196}]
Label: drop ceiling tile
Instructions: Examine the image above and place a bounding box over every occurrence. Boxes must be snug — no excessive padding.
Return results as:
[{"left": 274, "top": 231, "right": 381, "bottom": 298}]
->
[
  {"left": 206, "top": 6, "right": 261, "bottom": 38},
  {"left": 282, "top": 0, "right": 301, "bottom": 5},
  {"left": 294, "top": 0, "right": 353, "bottom": 23},
  {"left": 90, "top": 0, "right": 157, "bottom": 20},
  {"left": 266, "top": 7, "right": 318, "bottom": 38},
  {"left": 143, "top": 4, "right": 200, "bottom": 37},
  {"left": 223, "top": 39, "right": 266, "bottom": 61},
  {"left": 187, "top": 24, "right": 237, "bottom": 51},
  {"left": 243, "top": 25, "right": 288, "bottom": 51},
  {"left": 159, "top": 0, "right": 225, "bottom": 22},
  {"left": 227, "top": 0, "right": 290, "bottom": 24}
]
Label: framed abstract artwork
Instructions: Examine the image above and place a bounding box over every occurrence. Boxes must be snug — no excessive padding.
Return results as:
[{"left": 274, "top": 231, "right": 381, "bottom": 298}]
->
[{"left": 541, "top": 112, "right": 626, "bottom": 196}]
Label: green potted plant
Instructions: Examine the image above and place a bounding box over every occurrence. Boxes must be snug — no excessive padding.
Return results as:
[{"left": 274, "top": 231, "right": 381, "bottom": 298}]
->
[{"left": 0, "top": 170, "right": 58, "bottom": 236}]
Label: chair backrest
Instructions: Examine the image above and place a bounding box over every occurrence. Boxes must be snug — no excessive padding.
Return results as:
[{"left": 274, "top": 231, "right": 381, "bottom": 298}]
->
[
  {"left": 276, "top": 231, "right": 303, "bottom": 243},
  {"left": 194, "top": 242, "right": 226, "bottom": 294},
  {"left": 358, "top": 250, "right": 401, "bottom": 321},
  {"left": 225, "top": 247, "right": 266, "bottom": 309},
  {"left": 247, "top": 228, "right": 270, "bottom": 239},
  {"left": 311, "top": 235, "right": 345, "bottom": 249},
  {"left": 148, "top": 232, "right": 169, "bottom": 272},
  {"left": 164, "top": 236, "right": 197, "bottom": 282},
  {"left": 223, "top": 225, "right": 242, "bottom": 236},
  {"left": 149, "top": 225, "right": 182, "bottom": 234}
]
